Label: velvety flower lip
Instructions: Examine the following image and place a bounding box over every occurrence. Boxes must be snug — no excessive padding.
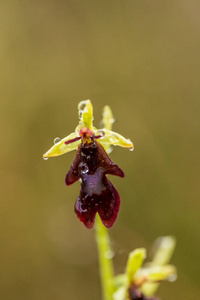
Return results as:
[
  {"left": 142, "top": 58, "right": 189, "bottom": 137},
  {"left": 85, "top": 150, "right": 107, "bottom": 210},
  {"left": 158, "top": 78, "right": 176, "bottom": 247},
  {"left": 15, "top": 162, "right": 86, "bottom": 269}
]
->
[
  {"left": 43, "top": 100, "right": 133, "bottom": 228},
  {"left": 65, "top": 140, "right": 124, "bottom": 229}
]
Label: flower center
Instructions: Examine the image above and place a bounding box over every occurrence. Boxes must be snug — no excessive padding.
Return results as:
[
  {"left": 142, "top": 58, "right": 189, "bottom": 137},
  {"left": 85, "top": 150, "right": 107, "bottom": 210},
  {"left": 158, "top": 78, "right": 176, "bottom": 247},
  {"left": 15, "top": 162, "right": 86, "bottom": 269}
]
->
[{"left": 79, "top": 127, "right": 94, "bottom": 144}]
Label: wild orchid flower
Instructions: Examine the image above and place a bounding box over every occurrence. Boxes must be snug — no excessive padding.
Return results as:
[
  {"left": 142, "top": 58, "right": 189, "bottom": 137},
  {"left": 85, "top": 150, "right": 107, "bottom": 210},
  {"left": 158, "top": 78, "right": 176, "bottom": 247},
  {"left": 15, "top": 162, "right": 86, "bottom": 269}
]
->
[
  {"left": 113, "top": 236, "right": 177, "bottom": 300},
  {"left": 43, "top": 100, "right": 133, "bottom": 229}
]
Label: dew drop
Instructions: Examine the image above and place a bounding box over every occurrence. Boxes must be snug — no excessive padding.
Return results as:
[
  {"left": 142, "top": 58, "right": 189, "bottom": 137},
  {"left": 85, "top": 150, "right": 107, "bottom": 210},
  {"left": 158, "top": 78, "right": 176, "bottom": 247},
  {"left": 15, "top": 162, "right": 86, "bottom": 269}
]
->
[
  {"left": 105, "top": 250, "right": 114, "bottom": 259},
  {"left": 110, "top": 135, "right": 119, "bottom": 143},
  {"left": 168, "top": 273, "right": 177, "bottom": 282},
  {"left": 79, "top": 102, "right": 87, "bottom": 119},
  {"left": 110, "top": 118, "right": 115, "bottom": 124},
  {"left": 78, "top": 162, "right": 89, "bottom": 174},
  {"left": 54, "top": 137, "right": 61, "bottom": 144},
  {"left": 43, "top": 157, "right": 49, "bottom": 160},
  {"left": 129, "top": 147, "right": 134, "bottom": 151},
  {"left": 107, "top": 146, "right": 113, "bottom": 154},
  {"left": 79, "top": 102, "right": 86, "bottom": 111}
]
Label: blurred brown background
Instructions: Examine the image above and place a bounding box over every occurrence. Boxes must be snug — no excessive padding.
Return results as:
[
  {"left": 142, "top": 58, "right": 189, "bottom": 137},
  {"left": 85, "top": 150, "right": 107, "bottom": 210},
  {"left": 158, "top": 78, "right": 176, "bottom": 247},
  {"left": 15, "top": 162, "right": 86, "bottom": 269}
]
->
[{"left": 0, "top": 1, "right": 200, "bottom": 299}]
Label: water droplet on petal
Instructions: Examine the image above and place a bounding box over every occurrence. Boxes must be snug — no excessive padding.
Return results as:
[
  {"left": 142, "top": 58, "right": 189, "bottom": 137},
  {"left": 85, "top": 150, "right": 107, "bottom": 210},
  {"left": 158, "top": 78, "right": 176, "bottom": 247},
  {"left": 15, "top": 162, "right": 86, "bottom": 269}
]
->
[
  {"left": 168, "top": 273, "right": 177, "bottom": 282},
  {"left": 107, "top": 146, "right": 113, "bottom": 154},
  {"left": 110, "top": 118, "right": 115, "bottom": 124},
  {"left": 110, "top": 135, "right": 119, "bottom": 144},
  {"left": 79, "top": 102, "right": 86, "bottom": 111},
  {"left": 105, "top": 250, "right": 114, "bottom": 259},
  {"left": 79, "top": 102, "right": 87, "bottom": 119},
  {"left": 54, "top": 137, "right": 61, "bottom": 144},
  {"left": 43, "top": 157, "right": 49, "bottom": 160},
  {"left": 78, "top": 162, "right": 89, "bottom": 174},
  {"left": 129, "top": 147, "right": 134, "bottom": 151}
]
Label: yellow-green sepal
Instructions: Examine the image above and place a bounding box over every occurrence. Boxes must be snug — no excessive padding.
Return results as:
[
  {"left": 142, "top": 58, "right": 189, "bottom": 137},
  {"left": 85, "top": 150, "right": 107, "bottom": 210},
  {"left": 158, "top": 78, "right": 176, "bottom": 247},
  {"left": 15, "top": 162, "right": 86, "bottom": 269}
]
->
[
  {"left": 140, "top": 265, "right": 177, "bottom": 296},
  {"left": 43, "top": 132, "right": 81, "bottom": 158},
  {"left": 138, "top": 264, "right": 177, "bottom": 283},
  {"left": 101, "top": 105, "right": 114, "bottom": 131},
  {"left": 96, "top": 129, "right": 134, "bottom": 150},
  {"left": 141, "top": 236, "right": 177, "bottom": 296},
  {"left": 115, "top": 248, "right": 146, "bottom": 300},
  {"left": 78, "top": 99, "right": 94, "bottom": 130},
  {"left": 126, "top": 248, "right": 146, "bottom": 284}
]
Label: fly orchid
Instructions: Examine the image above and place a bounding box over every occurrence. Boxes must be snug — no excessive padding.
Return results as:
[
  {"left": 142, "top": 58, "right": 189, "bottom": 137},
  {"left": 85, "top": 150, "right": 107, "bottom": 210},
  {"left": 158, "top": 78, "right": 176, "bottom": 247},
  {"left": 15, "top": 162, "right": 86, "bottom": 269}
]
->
[
  {"left": 113, "top": 237, "right": 177, "bottom": 300},
  {"left": 43, "top": 100, "right": 133, "bottom": 229}
]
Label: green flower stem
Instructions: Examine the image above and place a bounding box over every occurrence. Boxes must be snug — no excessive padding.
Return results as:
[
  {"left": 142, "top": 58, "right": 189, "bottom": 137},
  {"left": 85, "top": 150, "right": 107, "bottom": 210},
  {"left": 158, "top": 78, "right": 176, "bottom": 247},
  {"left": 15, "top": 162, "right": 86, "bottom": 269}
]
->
[{"left": 95, "top": 214, "right": 114, "bottom": 300}]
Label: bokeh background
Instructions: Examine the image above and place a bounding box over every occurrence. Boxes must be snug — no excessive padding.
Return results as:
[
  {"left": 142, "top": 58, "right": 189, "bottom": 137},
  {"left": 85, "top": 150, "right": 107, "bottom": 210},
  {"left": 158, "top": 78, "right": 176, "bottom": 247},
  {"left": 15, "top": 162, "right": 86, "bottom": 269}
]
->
[{"left": 0, "top": 1, "right": 200, "bottom": 299}]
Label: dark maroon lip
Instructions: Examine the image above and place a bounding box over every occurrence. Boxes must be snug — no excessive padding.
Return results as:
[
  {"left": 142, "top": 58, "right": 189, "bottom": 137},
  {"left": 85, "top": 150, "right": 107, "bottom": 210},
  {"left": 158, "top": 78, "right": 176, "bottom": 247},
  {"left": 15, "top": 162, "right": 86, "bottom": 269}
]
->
[{"left": 65, "top": 140, "right": 124, "bottom": 228}]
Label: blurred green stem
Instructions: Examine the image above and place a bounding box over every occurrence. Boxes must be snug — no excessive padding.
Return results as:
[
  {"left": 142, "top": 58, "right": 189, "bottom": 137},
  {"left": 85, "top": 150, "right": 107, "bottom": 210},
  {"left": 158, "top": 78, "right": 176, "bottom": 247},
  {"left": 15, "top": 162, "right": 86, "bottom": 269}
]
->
[{"left": 95, "top": 214, "right": 114, "bottom": 300}]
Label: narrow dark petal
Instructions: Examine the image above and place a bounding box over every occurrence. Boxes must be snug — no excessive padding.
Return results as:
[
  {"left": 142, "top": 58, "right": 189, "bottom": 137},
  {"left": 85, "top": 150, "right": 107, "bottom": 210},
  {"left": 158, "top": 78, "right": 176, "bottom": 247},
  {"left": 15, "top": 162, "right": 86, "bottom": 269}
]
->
[
  {"left": 93, "top": 130, "right": 105, "bottom": 139},
  {"left": 65, "top": 136, "right": 81, "bottom": 145}
]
